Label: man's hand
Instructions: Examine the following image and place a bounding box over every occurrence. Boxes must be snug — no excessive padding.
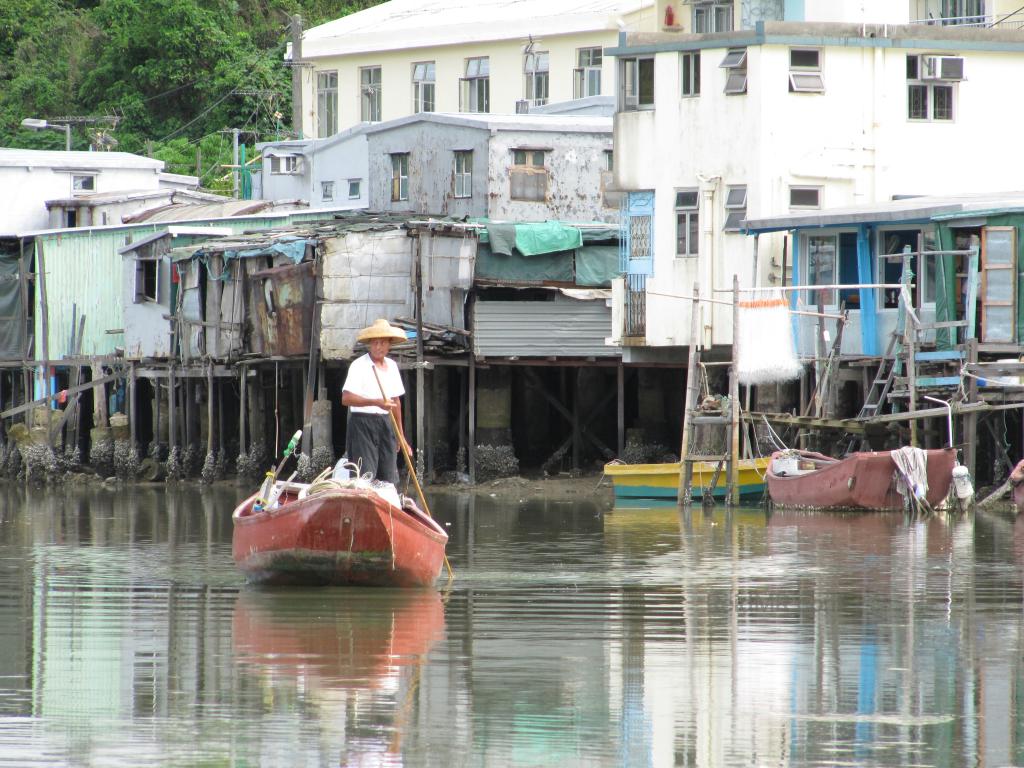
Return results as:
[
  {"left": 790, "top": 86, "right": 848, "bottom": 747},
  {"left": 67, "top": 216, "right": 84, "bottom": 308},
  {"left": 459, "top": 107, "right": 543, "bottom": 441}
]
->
[{"left": 399, "top": 437, "right": 412, "bottom": 456}]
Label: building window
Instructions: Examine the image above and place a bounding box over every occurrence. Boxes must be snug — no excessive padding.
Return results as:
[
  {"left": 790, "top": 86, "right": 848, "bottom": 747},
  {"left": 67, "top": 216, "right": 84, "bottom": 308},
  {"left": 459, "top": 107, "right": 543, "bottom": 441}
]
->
[
  {"left": 721, "top": 48, "right": 747, "bottom": 94},
  {"left": 789, "top": 186, "right": 821, "bottom": 209},
  {"left": 675, "top": 189, "right": 699, "bottom": 257},
  {"left": 134, "top": 258, "right": 159, "bottom": 304},
  {"left": 907, "top": 54, "right": 961, "bottom": 121},
  {"left": 72, "top": 174, "right": 96, "bottom": 192},
  {"left": 461, "top": 57, "right": 490, "bottom": 113},
  {"left": 360, "top": 66, "right": 382, "bottom": 122},
  {"left": 693, "top": 1, "right": 734, "bottom": 32},
  {"left": 620, "top": 56, "right": 655, "bottom": 111},
  {"left": 574, "top": 47, "right": 603, "bottom": 98},
  {"left": 807, "top": 234, "right": 837, "bottom": 306},
  {"left": 321, "top": 181, "right": 334, "bottom": 201},
  {"left": 789, "top": 48, "right": 824, "bottom": 93},
  {"left": 681, "top": 52, "right": 701, "bottom": 97},
  {"left": 348, "top": 179, "right": 361, "bottom": 199},
  {"left": 524, "top": 51, "right": 550, "bottom": 106},
  {"left": 605, "top": 150, "right": 614, "bottom": 171},
  {"left": 412, "top": 61, "right": 436, "bottom": 113},
  {"left": 940, "top": 0, "right": 985, "bottom": 24},
  {"left": 452, "top": 151, "right": 473, "bottom": 198},
  {"left": 269, "top": 155, "right": 300, "bottom": 175},
  {"left": 316, "top": 70, "right": 338, "bottom": 138},
  {"left": 877, "top": 228, "right": 937, "bottom": 308},
  {"left": 723, "top": 185, "right": 746, "bottom": 232},
  {"left": 510, "top": 149, "right": 546, "bottom": 202},
  {"left": 391, "top": 154, "right": 409, "bottom": 202}
]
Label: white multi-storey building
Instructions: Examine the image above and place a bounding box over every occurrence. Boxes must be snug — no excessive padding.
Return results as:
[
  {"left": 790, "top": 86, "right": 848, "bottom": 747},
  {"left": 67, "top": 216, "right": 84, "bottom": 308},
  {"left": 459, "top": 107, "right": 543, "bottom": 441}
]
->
[
  {"left": 608, "top": 1, "right": 1024, "bottom": 360},
  {"left": 291, "top": 0, "right": 656, "bottom": 138}
]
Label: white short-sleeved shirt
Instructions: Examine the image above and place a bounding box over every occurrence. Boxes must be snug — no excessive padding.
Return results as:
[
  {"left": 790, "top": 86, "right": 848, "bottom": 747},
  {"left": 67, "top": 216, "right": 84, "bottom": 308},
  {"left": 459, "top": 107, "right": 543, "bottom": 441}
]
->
[{"left": 343, "top": 353, "right": 405, "bottom": 414}]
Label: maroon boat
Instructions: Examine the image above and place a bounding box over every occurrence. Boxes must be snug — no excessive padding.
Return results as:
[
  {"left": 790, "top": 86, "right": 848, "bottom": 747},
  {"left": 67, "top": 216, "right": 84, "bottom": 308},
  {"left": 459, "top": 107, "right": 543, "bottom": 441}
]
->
[
  {"left": 1010, "top": 460, "right": 1024, "bottom": 513},
  {"left": 766, "top": 448, "right": 956, "bottom": 511},
  {"left": 232, "top": 482, "right": 448, "bottom": 587}
]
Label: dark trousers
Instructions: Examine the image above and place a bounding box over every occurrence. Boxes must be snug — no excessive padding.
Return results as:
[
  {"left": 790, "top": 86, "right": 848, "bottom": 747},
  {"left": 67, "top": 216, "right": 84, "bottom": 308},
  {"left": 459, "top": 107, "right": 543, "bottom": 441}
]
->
[{"left": 346, "top": 412, "right": 399, "bottom": 484}]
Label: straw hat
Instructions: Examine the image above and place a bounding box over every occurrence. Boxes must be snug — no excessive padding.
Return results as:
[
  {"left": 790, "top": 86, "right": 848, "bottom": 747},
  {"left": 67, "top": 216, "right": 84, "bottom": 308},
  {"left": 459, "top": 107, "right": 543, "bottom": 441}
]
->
[{"left": 357, "top": 318, "right": 408, "bottom": 344}]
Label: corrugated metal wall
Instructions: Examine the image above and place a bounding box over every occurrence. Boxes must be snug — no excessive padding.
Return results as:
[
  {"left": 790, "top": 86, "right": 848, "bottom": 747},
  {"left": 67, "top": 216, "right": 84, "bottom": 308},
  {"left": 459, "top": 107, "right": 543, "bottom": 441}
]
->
[
  {"left": 473, "top": 296, "right": 619, "bottom": 358},
  {"left": 32, "top": 211, "right": 339, "bottom": 361}
]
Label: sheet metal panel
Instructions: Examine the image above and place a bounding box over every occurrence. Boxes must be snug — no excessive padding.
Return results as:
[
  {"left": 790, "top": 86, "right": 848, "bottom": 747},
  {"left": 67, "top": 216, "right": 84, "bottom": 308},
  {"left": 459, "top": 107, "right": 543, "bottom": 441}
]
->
[
  {"left": 35, "top": 228, "right": 147, "bottom": 358},
  {"left": 473, "top": 297, "right": 618, "bottom": 358},
  {"left": 31, "top": 212, "right": 323, "bottom": 361}
]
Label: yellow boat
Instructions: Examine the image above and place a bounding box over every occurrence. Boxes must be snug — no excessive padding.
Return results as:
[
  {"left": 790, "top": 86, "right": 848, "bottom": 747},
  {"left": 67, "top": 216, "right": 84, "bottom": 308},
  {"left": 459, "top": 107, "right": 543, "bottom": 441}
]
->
[{"left": 603, "top": 457, "right": 770, "bottom": 505}]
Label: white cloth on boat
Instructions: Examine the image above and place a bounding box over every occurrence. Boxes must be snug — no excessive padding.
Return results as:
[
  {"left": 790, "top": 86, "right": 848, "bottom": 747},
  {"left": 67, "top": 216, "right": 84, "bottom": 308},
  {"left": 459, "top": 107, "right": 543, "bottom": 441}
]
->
[
  {"left": 735, "top": 291, "right": 803, "bottom": 385},
  {"left": 891, "top": 446, "right": 929, "bottom": 505}
]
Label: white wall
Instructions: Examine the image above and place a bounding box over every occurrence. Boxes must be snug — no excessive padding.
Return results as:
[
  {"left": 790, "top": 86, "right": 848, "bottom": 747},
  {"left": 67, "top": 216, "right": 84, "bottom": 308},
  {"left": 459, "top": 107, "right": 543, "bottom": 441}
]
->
[
  {"left": 260, "top": 135, "right": 369, "bottom": 208},
  {"left": 803, "top": 0, "right": 910, "bottom": 23},
  {"left": 0, "top": 160, "right": 162, "bottom": 235},
  {"left": 301, "top": 30, "right": 621, "bottom": 136},
  {"left": 613, "top": 35, "right": 1024, "bottom": 349}
]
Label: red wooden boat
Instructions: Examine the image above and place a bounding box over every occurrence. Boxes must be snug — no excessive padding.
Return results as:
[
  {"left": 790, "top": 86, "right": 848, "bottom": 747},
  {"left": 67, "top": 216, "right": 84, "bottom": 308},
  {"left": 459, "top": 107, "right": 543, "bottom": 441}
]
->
[
  {"left": 232, "top": 481, "right": 448, "bottom": 587},
  {"left": 766, "top": 448, "right": 956, "bottom": 511}
]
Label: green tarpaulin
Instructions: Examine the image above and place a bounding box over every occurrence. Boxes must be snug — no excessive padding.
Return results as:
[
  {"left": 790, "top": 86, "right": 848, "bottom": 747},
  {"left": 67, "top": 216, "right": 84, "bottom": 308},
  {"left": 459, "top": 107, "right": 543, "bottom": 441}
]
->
[
  {"left": 576, "top": 245, "right": 621, "bottom": 287},
  {"left": 0, "top": 252, "right": 24, "bottom": 360},
  {"left": 513, "top": 221, "right": 583, "bottom": 256},
  {"left": 474, "top": 243, "right": 573, "bottom": 283}
]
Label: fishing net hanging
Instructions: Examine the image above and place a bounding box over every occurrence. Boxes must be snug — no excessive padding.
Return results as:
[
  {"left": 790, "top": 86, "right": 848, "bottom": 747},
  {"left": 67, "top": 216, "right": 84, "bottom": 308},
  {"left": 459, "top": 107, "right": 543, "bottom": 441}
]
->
[{"left": 735, "top": 291, "right": 802, "bottom": 385}]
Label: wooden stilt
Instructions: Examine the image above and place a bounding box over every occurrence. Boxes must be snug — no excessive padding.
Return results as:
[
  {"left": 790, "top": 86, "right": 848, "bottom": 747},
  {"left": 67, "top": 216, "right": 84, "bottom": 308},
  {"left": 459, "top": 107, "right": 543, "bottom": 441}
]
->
[
  {"left": 617, "top": 362, "right": 625, "bottom": 457},
  {"left": 168, "top": 366, "right": 177, "bottom": 453},
  {"left": 677, "top": 283, "right": 702, "bottom": 508},
  {"left": 129, "top": 362, "right": 137, "bottom": 447},
  {"left": 206, "top": 364, "right": 215, "bottom": 455},
  {"left": 468, "top": 352, "right": 476, "bottom": 484},
  {"left": 572, "top": 368, "right": 581, "bottom": 471},
  {"left": 153, "top": 374, "right": 161, "bottom": 449},
  {"left": 238, "top": 364, "right": 247, "bottom": 457},
  {"left": 217, "top": 374, "right": 224, "bottom": 456},
  {"left": 729, "top": 275, "right": 741, "bottom": 506},
  {"left": 458, "top": 367, "right": 467, "bottom": 474},
  {"left": 426, "top": 368, "right": 435, "bottom": 482},
  {"left": 964, "top": 338, "right": 978, "bottom": 481}
]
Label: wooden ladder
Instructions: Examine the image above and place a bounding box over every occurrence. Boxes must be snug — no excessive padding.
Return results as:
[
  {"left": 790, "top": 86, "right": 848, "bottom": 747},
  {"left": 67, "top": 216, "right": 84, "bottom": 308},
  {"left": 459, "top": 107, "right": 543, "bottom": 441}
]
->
[{"left": 858, "top": 332, "right": 901, "bottom": 419}]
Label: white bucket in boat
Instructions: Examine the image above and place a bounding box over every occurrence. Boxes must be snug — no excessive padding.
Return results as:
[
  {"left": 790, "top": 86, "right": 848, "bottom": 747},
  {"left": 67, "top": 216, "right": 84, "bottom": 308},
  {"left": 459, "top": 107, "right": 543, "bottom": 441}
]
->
[
  {"left": 951, "top": 464, "right": 974, "bottom": 500},
  {"left": 772, "top": 456, "right": 799, "bottom": 475}
]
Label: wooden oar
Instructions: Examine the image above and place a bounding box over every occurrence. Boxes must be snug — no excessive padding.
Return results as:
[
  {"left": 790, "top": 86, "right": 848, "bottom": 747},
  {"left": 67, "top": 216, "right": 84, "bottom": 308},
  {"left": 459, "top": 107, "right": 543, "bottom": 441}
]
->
[
  {"left": 372, "top": 366, "right": 453, "bottom": 583},
  {"left": 372, "top": 367, "right": 431, "bottom": 518}
]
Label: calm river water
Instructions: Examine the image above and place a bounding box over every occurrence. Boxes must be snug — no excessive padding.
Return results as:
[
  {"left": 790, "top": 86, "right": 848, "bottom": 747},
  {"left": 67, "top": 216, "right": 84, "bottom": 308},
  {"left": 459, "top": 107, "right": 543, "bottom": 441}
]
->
[{"left": 0, "top": 484, "right": 1022, "bottom": 767}]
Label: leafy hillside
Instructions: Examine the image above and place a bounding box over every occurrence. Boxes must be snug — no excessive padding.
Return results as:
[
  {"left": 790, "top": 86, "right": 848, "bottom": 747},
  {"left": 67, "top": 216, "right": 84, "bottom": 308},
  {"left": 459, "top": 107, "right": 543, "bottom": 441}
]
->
[{"left": 1, "top": 0, "right": 383, "bottom": 191}]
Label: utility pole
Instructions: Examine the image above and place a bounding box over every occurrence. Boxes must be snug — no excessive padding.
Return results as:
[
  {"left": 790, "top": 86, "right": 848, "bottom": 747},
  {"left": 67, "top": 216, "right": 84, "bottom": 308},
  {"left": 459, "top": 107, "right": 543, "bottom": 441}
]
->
[
  {"left": 232, "top": 128, "right": 240, "bottom": 199},
  {"left": 290, "top": 15, "right": 304, "bottom": 139}
]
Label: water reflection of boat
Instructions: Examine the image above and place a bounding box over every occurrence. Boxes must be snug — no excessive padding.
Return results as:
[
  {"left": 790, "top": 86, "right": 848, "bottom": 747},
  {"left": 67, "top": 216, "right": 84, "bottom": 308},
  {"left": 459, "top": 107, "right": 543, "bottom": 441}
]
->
[
  {"left": 766, "top": 448, "right": 955, "bottom": 511},
  {"left": 232, "top": 588, "right": 445, "bottom": 688},
  {"left": 603, "top": 458, "right": 769, "bottom": 503},
  {"left": 768, "top": 510, "right": 904, "bottom": 556}
]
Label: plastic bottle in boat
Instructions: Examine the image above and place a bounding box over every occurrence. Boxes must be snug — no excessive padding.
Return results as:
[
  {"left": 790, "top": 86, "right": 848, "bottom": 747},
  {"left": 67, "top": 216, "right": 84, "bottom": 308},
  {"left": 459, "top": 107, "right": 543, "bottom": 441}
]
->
[{"left": 253, "top": 471, "right": 275, "bottom": 513}]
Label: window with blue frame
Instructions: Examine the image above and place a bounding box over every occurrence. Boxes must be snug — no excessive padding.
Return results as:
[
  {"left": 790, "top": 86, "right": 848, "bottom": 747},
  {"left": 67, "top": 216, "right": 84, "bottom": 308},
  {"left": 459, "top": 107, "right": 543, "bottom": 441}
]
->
[{"left": 876, "top": 228, "right": 937, "bottom": 308}]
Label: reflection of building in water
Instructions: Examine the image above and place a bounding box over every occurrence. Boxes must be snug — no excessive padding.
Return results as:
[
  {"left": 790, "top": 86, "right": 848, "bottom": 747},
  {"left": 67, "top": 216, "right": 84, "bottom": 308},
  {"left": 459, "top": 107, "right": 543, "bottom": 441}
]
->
[{"left": 588, "top": 508, "right": 1023, "bottom": 767}]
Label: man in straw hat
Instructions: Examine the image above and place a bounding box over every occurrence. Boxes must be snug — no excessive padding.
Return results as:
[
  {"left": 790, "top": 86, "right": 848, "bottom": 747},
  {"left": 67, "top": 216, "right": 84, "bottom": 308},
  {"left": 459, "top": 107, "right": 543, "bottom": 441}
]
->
[{"left": 341, "top": 318, "right": 411, "bottom": 484}]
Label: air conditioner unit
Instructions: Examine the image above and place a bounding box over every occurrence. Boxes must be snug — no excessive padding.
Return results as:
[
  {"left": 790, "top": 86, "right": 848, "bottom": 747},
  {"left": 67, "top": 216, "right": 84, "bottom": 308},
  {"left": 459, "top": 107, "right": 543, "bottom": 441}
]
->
[
  {"left": 515, "top": 99, "right": 530, "bottom": 114},
  {"left": 921, "top": 55, "right": 965, "bottom": 80}
]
